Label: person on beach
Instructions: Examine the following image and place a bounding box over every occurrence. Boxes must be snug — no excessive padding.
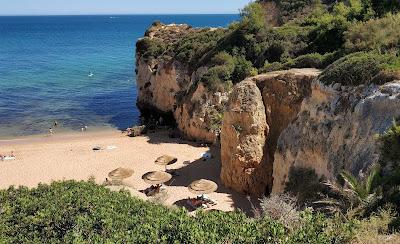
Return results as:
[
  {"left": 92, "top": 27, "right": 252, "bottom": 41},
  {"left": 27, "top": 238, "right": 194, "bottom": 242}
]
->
[
  {"left": 53, "top": 121, "right": 58, "bottom": 127},
  {"left": 49, "top": 128, "right": 53, "bottom": 135}
]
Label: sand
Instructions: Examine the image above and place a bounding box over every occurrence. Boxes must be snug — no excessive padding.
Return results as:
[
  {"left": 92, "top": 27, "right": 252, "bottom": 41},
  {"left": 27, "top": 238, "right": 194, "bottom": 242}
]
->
[{"left": 0, "top": 130, "right": 257, "bottom": 214}]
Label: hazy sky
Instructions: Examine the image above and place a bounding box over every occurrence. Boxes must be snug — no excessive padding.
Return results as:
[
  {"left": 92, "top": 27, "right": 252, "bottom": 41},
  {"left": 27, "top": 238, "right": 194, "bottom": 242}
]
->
[{"left": 0, "top": 0, "right": 253, "bottom": 16}]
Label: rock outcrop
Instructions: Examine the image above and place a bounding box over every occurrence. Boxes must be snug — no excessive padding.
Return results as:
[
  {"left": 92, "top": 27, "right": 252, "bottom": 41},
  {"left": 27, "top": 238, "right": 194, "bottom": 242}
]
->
[
  {"left": 221, "top": 69, "right": 319, "bottom": 195},
  {"left": 272, "top": 80, "right": 400, "bottom": 193},
  {"left": 136, "top": 24, "right": 400, "bottom": 197},
  {"left": 220, "top": 80, "right": 269, "bottom": 195},
  {"left": 174, "top": 82, "right": 229, "bottom": 143},
  {"left": 136, "top": 23, "right": 226, "bottom": 143}
]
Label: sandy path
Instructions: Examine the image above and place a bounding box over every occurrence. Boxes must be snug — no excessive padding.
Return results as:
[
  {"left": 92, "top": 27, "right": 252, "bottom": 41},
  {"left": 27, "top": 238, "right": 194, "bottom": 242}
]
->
[{"left": 0, "top": 130, "right": 256, "bottom": 214}]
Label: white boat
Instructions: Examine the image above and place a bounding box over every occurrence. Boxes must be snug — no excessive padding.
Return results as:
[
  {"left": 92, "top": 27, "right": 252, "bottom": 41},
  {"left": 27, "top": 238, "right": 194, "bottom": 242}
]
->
[{"left": 88, "top": 72, "right": 94, "bottom": 77}]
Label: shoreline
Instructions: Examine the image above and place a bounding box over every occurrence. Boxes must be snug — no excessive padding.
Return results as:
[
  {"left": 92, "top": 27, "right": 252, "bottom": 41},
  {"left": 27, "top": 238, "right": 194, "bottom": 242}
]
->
[
  {"left": 0, "top": 126, "right": 122, "bottom": 145},
  {"left": 0, "top": 129, "right": 255, "bottom": 214}
]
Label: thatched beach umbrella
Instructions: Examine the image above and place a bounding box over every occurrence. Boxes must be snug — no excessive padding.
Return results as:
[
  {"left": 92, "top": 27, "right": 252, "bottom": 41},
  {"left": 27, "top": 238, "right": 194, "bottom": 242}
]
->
[
  {"left": 155, "top": 155, "right": 177, "bottom": 165},
  {"left": 142, "top": 171, "right": 172, "bottom": 185},
  {"left": 154, "top": 155, "right": 178, "bottom": 172},
  {"left": 108, "top": 167, "right": 134, "bottom": 181},
  {"left": 188, "top": 179, "right": 218, "bottom": 195}
]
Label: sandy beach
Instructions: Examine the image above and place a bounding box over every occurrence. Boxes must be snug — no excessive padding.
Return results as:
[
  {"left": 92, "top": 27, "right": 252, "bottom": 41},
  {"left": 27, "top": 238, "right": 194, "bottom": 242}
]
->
[{"left": 0, "top": 129, "right": 256, "bottom": 214}]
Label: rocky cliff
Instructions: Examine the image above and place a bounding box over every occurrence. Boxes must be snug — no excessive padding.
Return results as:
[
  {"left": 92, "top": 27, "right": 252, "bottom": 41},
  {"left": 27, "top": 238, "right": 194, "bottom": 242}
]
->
[
  {"left": 136, "top": 23, "right": 227, "bottom": 143},
  {"left": 272, "top": 80, "right": 400, "bottom": 193},
  {"left": 220, "top": 69, "right": 319, "bottom": 195},
  {"left": 136, "top": 24, "right": 400, "bottom": 197}
]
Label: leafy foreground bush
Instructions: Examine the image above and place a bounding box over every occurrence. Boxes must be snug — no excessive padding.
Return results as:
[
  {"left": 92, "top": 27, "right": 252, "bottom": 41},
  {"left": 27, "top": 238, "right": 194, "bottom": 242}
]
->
[{"left": 0, "top": 180, "right": 357, "bottom": 243}]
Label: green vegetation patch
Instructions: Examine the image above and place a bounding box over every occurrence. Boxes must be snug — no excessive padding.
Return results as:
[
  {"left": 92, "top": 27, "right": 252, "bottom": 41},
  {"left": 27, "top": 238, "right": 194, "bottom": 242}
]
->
[
  {"left": 173, "top": 29, "right": 228, "bottom": 66},
  {"left": 345, "top": 13, "right": 400, "bottom": 53},
  {"left": 379, "top": 120, "right": 400, "bottom": 168},
  {"left": 0, "top": 180, "right": 361, "bottom": 243},
  {"left": 318, "top": 52, "right": 400, "bottom": 86},
  {"left": 136, "top": 38, "right": 167, "bottom": 60}
]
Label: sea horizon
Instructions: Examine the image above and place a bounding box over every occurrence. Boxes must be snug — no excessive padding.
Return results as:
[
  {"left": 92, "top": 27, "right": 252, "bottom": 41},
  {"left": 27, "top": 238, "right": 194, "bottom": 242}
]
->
[{"left": 0, "top": 13, "right": 239, "bottom": 17}]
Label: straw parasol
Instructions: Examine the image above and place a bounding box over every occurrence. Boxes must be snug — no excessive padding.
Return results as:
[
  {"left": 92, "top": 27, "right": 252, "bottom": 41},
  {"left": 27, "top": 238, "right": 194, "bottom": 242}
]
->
[
  {"left": 154, "top": 155, "right": 177, "bottom": 166},
  {"left": 108, "top": 167, "right": 134, "bottom": 181},
  {"left": 188, "top": 179, "right": 218, "bottom": 195},
  {"left": 142, "top": 171, "right": 172, "bottom": 185}
]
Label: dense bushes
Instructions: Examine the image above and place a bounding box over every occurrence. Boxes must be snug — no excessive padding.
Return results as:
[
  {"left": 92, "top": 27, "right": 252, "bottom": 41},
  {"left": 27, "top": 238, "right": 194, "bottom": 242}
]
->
[
  {"left": 138, "top": 0, "right": 400, "bottom": 88},
  {"left": 318, "top": 52, "right": 400, "bottom": 86},
  {"left": 0, "top": 180, "right": 360, "bottom": 243},
  {"left": 379, "top": 120, "right": 400, "bottom": 168},
  {"left": 173, "top": 29, "right": 228, "bottom": 66},
  {"left": 345, "top": 14, "right": 400, "bottom": 53},
  {"left": 136, "top": 38, "right": 166, "bottom": 60}
]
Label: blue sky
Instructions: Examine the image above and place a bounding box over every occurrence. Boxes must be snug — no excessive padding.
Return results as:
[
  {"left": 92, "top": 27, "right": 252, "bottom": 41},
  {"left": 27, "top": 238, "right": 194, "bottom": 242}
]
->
[{"left": 0, "top": 0, "right": 253, "bottom": 16}]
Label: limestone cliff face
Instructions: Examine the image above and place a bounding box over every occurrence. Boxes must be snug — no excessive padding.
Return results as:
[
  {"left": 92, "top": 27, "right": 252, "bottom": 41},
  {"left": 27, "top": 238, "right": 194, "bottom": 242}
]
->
[
  {"left": 136, "top": 24, "right": 225, "bottom": 143},
  {"left": 174, "top": 81, "right": 229, "bottom": 143},
  {"left": 272, "top": 80, "right": 400, "bottom": 193},
  {"left": 136, "top": 59, "right": 191, "bottom": 113},
  {"left": 136, "top": 24, "right": 400, "bottom": 197},
  {"left": 220, "top": 69, "right": 319, "bottom": 195},
  {"left": 220, "top": 80, "right": 269, "bottom": 195}
]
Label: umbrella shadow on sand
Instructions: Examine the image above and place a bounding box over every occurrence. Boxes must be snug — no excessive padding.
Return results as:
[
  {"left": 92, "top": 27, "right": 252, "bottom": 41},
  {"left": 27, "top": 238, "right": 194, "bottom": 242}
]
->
[{"left": 170, "top": 146, "right": 260, "bottom": 216}]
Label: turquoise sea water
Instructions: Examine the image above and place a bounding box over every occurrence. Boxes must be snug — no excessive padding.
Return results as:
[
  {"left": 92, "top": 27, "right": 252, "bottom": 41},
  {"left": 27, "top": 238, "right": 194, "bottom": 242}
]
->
[{"left": 0, "top": 15, "right": 238, "bottom": 138}]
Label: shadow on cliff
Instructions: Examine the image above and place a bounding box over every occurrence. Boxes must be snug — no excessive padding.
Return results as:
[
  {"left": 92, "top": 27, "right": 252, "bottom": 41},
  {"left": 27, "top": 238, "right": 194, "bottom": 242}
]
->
[
  {"left": 143, "top": 130, "right": 208, "bottom": 148},
  {"left": 169, "top": 146, "right": 260, "bottom": 216}
]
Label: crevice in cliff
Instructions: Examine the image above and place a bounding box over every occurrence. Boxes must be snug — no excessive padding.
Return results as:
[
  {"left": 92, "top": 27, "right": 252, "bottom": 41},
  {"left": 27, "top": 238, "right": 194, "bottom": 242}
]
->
[{"left": 253, "top": 70, "right": 317, "bottom": 196}]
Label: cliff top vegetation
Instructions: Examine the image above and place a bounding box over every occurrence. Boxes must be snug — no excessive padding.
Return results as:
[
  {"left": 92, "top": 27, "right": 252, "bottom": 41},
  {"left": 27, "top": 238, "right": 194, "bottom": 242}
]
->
[{"left": 137, "top": 0, "right": 400, "bottom": 90}]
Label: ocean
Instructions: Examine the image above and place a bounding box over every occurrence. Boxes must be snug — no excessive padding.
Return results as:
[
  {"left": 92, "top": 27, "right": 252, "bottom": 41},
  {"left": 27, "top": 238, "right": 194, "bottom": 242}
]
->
[{"left": 0, "top": 14, "right": 239, "bottom": 138}]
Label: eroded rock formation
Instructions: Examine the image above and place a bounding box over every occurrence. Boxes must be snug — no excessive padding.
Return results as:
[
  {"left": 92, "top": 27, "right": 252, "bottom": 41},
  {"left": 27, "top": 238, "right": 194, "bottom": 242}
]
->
[
  {"left": 220, "top": 69, "right": 319, "bottom": 195},
  {"left": 136, "top": 24, "right": 226, "bottom": 143},
  {"left": 220, "top": 80, "right": 269, "bottom": 195},
  {"left": 272, "top": 80, "right": 400, "bottom": 193},
  {"left": 136, "top": 24, "right": 400, "bottom": 197}
]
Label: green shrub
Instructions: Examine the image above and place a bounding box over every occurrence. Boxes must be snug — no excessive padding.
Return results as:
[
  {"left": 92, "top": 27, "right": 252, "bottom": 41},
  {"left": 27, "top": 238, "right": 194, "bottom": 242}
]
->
[
  {"left": 173, "top": 29, "right": 227, "bottom": 66},
  {"left": 232, "top": 56, "right": 258, "bottom": 83},
  {"left": 260, "top": 52, "right": 341, "bottom": 73},
  {"left": 306, "top": 13, "right": 349, "bottom": 53},
  {"left": 210, "top": 51, "right": 235, "bottom": 67},
  {"left": 267, "top": 0, "right": 319, "bottom": 24},
  {"left": 379, "top": 120, "right": 400, "bottom": 168},
  {"left": 262, "top": 61, "right": 286, "bottom": 72},
  {"left": 136, "top": 38, "right": 166, "bottom": 59},
  {"left": 345, "top": 13, "right": 400, "bottom": 53},
  {"left": 0, "top": 180, "right": 358, "bottom": 243},
  {"left": 200, "top": 65, "right": 234, "bottom": 92},
  {"left": 240, "top": 2, "right": 266, "bottom": 32},
  {"left": 289, "top": 52, "right": 341, "bottom": 68},
  {"left": 318, "top": 52, "right": 400, "bottom": 86}
]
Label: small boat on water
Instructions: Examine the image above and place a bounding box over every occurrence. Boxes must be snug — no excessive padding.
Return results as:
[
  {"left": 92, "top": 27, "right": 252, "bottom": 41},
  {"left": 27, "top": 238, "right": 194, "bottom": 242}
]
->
[{"left": 88, "top": 71, "right": 94, "bottom": 77}]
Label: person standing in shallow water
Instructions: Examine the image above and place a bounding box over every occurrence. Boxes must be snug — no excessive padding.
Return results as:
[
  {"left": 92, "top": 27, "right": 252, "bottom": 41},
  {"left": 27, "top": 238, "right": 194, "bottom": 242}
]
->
[{"left": 49, "top": 128, "right": 53, "bottom": 135}]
